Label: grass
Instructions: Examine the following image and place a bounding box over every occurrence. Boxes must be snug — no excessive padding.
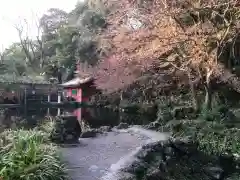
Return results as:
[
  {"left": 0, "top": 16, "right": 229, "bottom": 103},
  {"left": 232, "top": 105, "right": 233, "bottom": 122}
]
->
[{"left": 0, "top": 127, "right": 68, "bottom": 180}]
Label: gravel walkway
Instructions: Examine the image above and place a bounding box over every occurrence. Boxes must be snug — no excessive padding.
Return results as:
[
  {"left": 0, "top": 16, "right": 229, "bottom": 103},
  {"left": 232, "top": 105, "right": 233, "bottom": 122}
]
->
[{"left": 61, "top": 126, "right": 169, "bottom": 180}]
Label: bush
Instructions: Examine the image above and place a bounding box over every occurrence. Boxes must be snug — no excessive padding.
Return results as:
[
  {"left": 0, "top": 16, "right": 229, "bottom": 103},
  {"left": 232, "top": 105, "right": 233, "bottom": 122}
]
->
[
  {"left": 50, "top": 116, "right": 81, "bottom": 144},
  {"left": 199, "top": 104, "right": 230, "bottom": 122},
  {"left": 0, "top": 129, "right": 67, "bottom": 180},
  {"left": 169, "top": 116, "right": 240, "bottom": 156},
  {"left": 196, "top": 127, "right": 240, "bottom": 155}
]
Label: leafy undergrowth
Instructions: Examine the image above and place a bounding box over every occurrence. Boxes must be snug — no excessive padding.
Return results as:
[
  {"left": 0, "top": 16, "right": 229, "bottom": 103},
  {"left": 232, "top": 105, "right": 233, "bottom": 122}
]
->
[
  {"left": 169, "top": 115, "right": 240, "bottom": 156},
  {"left": 153, "top": 103, "right": 239, "bottom": 156},
  {"left": 0, "top": 128, "right": 68, "bottom": 180}
]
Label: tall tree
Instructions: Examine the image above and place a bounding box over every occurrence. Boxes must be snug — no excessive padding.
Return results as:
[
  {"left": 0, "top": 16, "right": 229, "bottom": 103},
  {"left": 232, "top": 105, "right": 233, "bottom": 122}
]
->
[
  {"left": 1, "top": 2, "right": 108, "bottom": 81},
  {"left": 96, "top": 0, "right": 240, "bottom": 110}
]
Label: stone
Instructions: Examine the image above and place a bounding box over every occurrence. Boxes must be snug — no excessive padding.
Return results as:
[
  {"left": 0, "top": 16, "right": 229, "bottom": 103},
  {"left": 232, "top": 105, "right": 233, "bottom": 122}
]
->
[
  {"left": 116, "top": 123, "right": 129, "bottom": 129},
  {"left": 66, "top": 134, "right": 74, "bottom": 141},
  {"left": 50, "top": 116, "right": 81, "bottom": 144},
  {"left": 142, "top": 141, "right": 164, "bottom": 152},
  {"left": 158, "top": 160, "right": 167, "bottom": 172},
  {"left": 164, "top": 146, "right": 175, "bottom": 156},
  {"left": 204, "top": 166, "right": 224, "bottom": 180},
  {"left": 145, "top": 169, "right": 163, "bottom": 180},
  {"left": 117, "top": 172, "right": 137, "bottom": 180},
  {"left": 145, "top": 121, "right": 161, "bottom": 130},
  {"left": 172, "top": 106, "right": 195, "bottom": 119},
  {"left": 80, "top": 129, "right": 98, "bottom": 138},
  {"left": 98, "top": 126, "right": 112, "bottom": 132},
  {"left": 122, "top": 160, "right": 148, "bottom": 174},
  {"left": 170, "top": 137, "right": 197, "bottom": 154},
  {"left": 223, "top": 110, "right": 237, "bottom": 122},
  {"left": 136, "top": 149, "right": 151, "bottom": 159}
]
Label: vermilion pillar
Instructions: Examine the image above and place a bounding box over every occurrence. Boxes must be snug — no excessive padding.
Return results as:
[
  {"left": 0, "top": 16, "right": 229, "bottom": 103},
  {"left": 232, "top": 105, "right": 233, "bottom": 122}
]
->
[{"left": 74, "top": 88, "right": 82, "bottom": 123}]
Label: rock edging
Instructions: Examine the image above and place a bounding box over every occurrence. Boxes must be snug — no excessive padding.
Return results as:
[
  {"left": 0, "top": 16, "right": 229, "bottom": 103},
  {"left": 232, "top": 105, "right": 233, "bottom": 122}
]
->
[
  {"left": 100, "top": 127, "right": 170, "bottom": 180},
  {"left": 80, "top": 123, "right": 130, "bottom": 139},
  {"left": 101, "top": 127, "right": 240, "bottom": 180},
  {"left": 80, "top": 126, "right": 112, "bottom": 138}
]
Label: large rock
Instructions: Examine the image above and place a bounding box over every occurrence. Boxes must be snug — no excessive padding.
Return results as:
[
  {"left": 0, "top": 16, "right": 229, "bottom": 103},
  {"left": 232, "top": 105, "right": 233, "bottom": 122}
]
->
[
  {"left": 116, "top": 138, "right": 237, "bottom": 180},
  {"left": 80, "top": 129, "right": 98, "bottom": 138},
  {"left": 50, "top": 115, "right": 81, "bottom": 144},
  {"left": 145, "top": 121, "right": 161, "bottom": 130},
  {"left": 98, "top": 126, "right": 112, "bottom": 132},
  {"left": 145, "top": 169, "right": 163, "bottom": 180},
  {"left": 116, "top": 123, "right": 129, "bottom": 129},
  {"left": 122, "top": 159, "right": 149, "bottom": 174},
  {"left": 172, "top": 106, "right": 196, "bottom": 119},
  {"left": 80, "top": 126, "right": 112, "bottom": 138},
  {"left": 116, "top": 172, "right": 137, "bottom": 180},
  {"left": 170, "top": 137, "right": 197, "bottom": 154},
  {"left": 204, "top": 166, "right": 224, "bottom": 180}
]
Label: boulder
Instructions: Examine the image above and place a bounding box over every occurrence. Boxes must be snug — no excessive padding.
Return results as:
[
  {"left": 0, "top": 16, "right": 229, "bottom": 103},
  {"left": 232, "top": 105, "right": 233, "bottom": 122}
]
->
[
  {"left": 145, "top": 169, "right": 163, "bottom": 180},
  {"left": 80, "top": 129, "right": 98, "bottom": 138},
  {"left": 145, "top": 121, "right": 161, "bottom": 130},
  {"left": 117, "top": 172, "right": 137, "bottom": 180},
  {"left": 158, "top": 160, "right": 167, "bottom": 172},
  {"left": 142, "top": 141, "right": 164, "bottom": 152},
  {"left": 66, "top": 134, "right": 74, "bottom": 141},
  {"left": 170, "top": 137, "right": 197, "bottom": 154},
  {"left": 122, "top": 159, "right": 149, "bottom": 174},
  {"left": 50, "top": 115, "right": 81, "bottom": 144},
  {"left": 204, "top": 166, "right": 224, "bottom": 180},
  {"left": 98, "top": 126, "right": 112, "bottom": 132},
  {"left": 103, "top": 137, "right": 236, "bottom": 180},
  {"left": 172, "top": 106, "right": 196, "bottom": 119},
  {"left": 116, "top": 122, "right": 129, "bottom": 129}
]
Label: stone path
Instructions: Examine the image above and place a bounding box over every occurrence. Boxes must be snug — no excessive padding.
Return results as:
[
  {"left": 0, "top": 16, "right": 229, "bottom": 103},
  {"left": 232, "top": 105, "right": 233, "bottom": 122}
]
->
[{"left": 61, "top": 126, "right": 170, "bottom": 180}]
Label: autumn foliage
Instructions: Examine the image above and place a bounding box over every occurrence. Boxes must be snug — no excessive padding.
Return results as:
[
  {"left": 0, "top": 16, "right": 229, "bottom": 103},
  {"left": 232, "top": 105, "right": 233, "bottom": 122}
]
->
[{"left": 93, "top": 0, "right": 240, "bottom": 108}]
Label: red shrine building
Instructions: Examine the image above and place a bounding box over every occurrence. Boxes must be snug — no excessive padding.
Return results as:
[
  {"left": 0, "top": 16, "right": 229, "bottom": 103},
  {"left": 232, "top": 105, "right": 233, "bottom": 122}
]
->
[{"left": 60, "top": 62, "right": 97, "bottom": 121}]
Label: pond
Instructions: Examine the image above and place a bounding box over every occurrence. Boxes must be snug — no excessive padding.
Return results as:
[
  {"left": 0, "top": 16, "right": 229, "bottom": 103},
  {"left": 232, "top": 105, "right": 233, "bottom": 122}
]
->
[
  {"left": 0, "top": 105, "right": 155, "bottom": 131},
  {"left": 0, "top": 106, "right": 121, "bottom": 130}
]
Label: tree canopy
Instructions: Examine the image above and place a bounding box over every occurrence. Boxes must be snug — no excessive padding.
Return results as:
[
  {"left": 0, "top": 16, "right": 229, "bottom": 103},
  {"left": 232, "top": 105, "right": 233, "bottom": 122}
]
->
[
  {"left": 1, "top": 0, "right": 240, "bottom": 111},
  {"left": 0, "top": 0, "right": 107, "bottom": 83},
  {"left": 92, "top": 0, "right": 240, "bottom": 110}
]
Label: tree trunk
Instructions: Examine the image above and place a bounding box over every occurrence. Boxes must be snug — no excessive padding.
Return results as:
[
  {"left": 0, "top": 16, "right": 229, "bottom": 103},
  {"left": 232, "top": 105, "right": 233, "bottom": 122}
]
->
[
  {"left": 37, "top": 38, "right": 45, "bottom": 68},
  {"left": 204, "top": 71, "right": 213, "bottom": 110},
  {"left": 120, "top": 91, "right": 123, "bottom": 101},
  {"left": 191, "top": 82, "right": 199, "bottom": 111},
  {"left": 19, "top": 39, "right": 33, "bottom": 64},
  {"left": 188, "top": 75, "right": 199, "bottom": 111}
]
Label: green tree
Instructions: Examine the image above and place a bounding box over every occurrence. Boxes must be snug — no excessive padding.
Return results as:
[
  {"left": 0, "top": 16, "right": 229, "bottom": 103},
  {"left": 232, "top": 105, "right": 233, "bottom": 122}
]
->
[{"left": 1, "top": 1, "right": 108, "bottom": 82}]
